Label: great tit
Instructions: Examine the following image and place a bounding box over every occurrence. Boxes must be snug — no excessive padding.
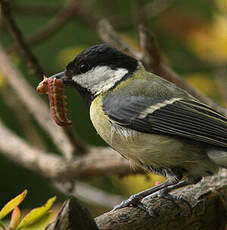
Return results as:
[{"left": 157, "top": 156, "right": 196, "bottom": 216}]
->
[{"left": 52, "top": 44, "right": 227, "bottom": 210}]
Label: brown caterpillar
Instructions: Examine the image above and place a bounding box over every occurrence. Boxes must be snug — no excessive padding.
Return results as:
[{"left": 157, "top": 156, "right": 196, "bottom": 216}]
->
[{"left": 37, "top": 77, "right": 72, "bottom": 126}]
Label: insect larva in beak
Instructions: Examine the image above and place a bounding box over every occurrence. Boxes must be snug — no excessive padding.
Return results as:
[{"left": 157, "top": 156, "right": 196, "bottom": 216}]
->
[
  {"left": 37, "top": 76, "right": 48, "bottom": 94},
  {"left": 37, "top": 77, "right": 72, "bottom": 126}
]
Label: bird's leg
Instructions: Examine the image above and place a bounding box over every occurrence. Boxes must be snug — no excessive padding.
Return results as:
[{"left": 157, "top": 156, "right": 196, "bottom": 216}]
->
[
  {"left": 143, "top": 181, "right": 191, "bottom": 214},
  {"left": 113, "top": 176, "right": 181, "bottom": 211},
  {"left": 143, "top": 177, "right": 202, "bottom": 215},
  {"left": 148, "top": 180, "right": 190, "bottom": 198}
]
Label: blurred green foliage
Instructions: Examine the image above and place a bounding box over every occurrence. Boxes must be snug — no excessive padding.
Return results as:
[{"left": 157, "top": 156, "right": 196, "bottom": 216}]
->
[{"left": 0, "top": 0, "right": 226, "bottom": 213}]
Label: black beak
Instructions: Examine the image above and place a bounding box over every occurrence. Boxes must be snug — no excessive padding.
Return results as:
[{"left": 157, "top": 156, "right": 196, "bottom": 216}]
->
[{"left": 50, "top": 72, "right": 74, "bottom": 86}]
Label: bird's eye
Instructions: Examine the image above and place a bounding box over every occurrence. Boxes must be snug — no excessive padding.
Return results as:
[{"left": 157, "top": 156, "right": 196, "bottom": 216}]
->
[{"left": 79, "top": 63, "right": 89, "bottom": 73}]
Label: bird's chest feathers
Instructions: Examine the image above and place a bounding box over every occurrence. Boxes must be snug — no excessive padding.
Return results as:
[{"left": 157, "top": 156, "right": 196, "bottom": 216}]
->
[
  {"left": 89, "top": 96, "right": 139, "bottom": 161},
  {"left": 90, "top": 96, "right": 112, "bottom": 144}
]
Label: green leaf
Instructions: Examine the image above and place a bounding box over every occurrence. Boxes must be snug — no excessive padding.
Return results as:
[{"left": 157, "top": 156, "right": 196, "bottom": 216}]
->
[
  {"left": 16, "top": 197, "right": 56, "bottom": 229},
  {"left": 0, "top": 190, "right": 27, "bottom": 220},
  {"left": 21, "top": 212, "right": 53, "bottom": 230}
]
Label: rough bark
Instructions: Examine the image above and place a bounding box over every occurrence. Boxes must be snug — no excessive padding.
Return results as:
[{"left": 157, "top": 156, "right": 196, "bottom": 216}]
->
[{"left": 95, "top": 169, "right": 227, "bottom": 230}]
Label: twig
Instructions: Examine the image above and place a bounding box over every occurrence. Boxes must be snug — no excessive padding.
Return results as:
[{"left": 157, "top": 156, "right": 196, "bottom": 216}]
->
[
  {"left": 63, "top": 126, "right": 87, "bottom": 155},
  {"left": 95, "top": 169, "right": 227, "bottom": 230},
  {"left": 97, "top": 19, "right": 227, "bottom": 116},
  {"left": 67, "top": 146, "right": 141, "bottom": 181},
  {"left": 0, "top": 0, "right": 44, "bottom": 78},
  {"left": 138, "top": 25, "right": 162, "bottom": 73},
  {"left": 0, "top": 119, "right": 140, "bottom": 181},
  {"left": 97, "top": 19, "right": 142, "bottom": 60},
  {"left": 0, "top": 119, "right": 65, "bottom": 178},
  {"left": 142, "top": 0, "right": 175, "bottom": 19}
]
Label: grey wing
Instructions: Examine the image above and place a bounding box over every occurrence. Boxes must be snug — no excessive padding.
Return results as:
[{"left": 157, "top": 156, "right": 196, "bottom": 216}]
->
[{"left": 103, "top": 93, "right": 227, "bottom": 148}]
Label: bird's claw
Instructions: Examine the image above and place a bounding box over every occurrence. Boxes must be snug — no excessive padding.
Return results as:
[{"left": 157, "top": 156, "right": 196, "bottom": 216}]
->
[
  {"left": 112, "top": 195, "right": 140, "bottom": 211},
  {"left": 112, "top": 196, "right": 156, "bottom": 216}
]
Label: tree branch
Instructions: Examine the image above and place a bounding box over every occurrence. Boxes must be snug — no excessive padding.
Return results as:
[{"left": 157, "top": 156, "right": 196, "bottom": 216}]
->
[
  {"left": 142, "top": 0, "right": 175, "bottom": 19},
  {"left": 0, "top": 119, "right": 141, "bottom": 181},
  {"left": 97, "top": 19, "right": 142, "bottom": 60},
  {"left": 95, "top": 169, "right": 227, "bottom": 230},
  {"left": 138, "top": 24, "right": 162, "bottom": 72}
]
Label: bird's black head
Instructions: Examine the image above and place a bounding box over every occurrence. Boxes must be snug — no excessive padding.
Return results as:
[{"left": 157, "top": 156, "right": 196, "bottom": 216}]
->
[
  {"left": 65, "top": 44, "right": 138, "bottom": 78},
  {"left": 52, "top": 44, "right": 138, "bottom": 105}
]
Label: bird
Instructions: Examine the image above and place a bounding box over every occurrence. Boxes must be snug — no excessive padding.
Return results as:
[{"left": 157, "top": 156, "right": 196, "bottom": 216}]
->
[{"left": 51, "top": 44, "right": 227, "bottom": 211}]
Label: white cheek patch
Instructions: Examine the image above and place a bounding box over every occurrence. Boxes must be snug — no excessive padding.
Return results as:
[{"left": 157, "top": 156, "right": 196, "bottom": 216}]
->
[{"left": 72, "top": 66, "right": 128, "bottom": 95}]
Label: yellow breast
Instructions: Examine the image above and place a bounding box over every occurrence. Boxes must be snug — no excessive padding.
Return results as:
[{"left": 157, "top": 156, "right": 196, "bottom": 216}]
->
[{"left": 90, "top": 95, "right": 112, "bottom": 143}]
